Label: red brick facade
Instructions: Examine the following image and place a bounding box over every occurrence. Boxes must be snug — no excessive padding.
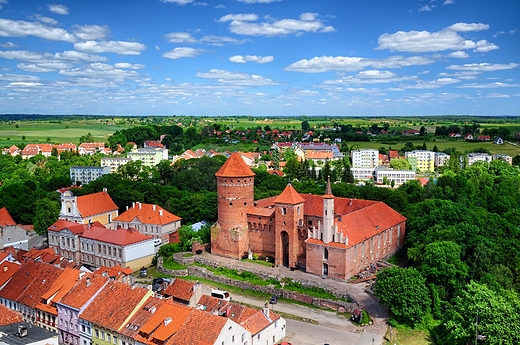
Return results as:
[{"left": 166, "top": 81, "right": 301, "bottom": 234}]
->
[{"left": 211, "top": 154, "right": 407, "bottom": 280}]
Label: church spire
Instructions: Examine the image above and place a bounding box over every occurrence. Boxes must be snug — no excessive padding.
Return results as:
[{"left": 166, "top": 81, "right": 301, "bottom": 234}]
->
[{"left": 324, "top": 175, "right": 333, "bottom": 198}]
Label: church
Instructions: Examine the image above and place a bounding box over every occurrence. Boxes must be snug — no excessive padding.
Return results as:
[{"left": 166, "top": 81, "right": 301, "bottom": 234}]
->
[{"left": 210, "top": 153, "right": 407, "bottom": 281}]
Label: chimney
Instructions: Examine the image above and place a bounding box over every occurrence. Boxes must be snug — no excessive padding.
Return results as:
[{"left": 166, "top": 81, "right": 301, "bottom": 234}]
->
[
  {"left": 153, "top": 204, "right": 156, "bottom": 211},
  {"left": 132, "top": 202, "right": 135, "bottom": 208},
  {"left": 164, "top": 317, "right": 172, "bottom": 326},
  {"left": 262, "top": 306, "right": 270, "bottom": 319},
  {"left": 86, "top": 277, "right": 91, "bottom": 287},
  {"left": 18, "top": 326, "right": 28, "bottom": 338},
  {"left": 3, "top": 265, "right": 7, "bottom": 272},
  {"left": 103, "top": 188, "right": 107, "bottom": 193},
  {"left": 159, "top": 210, "right": 163, "bottom": 216},
  {"left": 348, "top": 199, "right": 353, "bottom": 207},
  {"left": 126, "top": 206, "right": 129, "bottom": 210},
  {"left": 139, "top": 202, "right": 141, "bottom": 209}
]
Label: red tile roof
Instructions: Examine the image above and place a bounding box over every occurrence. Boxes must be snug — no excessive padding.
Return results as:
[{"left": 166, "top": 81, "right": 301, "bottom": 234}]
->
[
  {"left": 167, "top": 309, "right": 227, "bottom": 345},
  {"left": 120, "top": 297, "right": 167, "bottom": 341},
  {"left": 274, "top": 184, "right": 304, "bottom": 205},
  {"left": 215, "top": 152, "right": 255, "bottom": 177},
  {"left": 95, "top": 265, "right": 133, "bottom": 278},
  {"left": 59, "top": 274, "right": 109, "bottom": 309},
  {"left": 139, "top": 303, "right": 192, "bottom": 342},
  {"left": 0, "top": 207, "right": 16, "bottom": 227},
  {"left": 0, "top": 261, "right": 20, "bottom": 288},
  {"left": 0, "top": 304, "right": 23, "bottom": 325},
  {"left": 48, "top": 219, "right": 86, "bottom": 234},
  {"left": 114, "top": 203, "right": 181, "bottom": 225},
  {"left": 81, "top": 225, "right": 153, "bottom": 246},
  {"left": 37, "top": 267, "right": 81, "bottom": 315},
  {"left": 76, "top": 191, "right": 118, "bottom": 218},
  {"left": 162, "top": 279, "right": 194, "bottom": 302},
  {"left": 81, "top": 282, "right": 150, "bottom": 331}
]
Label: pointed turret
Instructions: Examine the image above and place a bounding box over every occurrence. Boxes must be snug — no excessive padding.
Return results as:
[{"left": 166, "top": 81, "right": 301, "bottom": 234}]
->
[{"left": 322, "top": 176, "right": 335, "bottom": 243}]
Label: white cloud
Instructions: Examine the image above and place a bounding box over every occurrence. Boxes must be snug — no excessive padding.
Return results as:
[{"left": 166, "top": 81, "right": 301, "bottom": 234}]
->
[
  {"left": 447, "top": 51, "right": 469, "bottom": 58},
  {"left": 73, "top": 25, "right": 110, "bottom": 41},
  {"left": 160, "top": 0, "right": 194, "bottom": 4},
  {"left": 218, "top": 13, "right": 258, "bottom": 22},
  {"left": 229, "top": 55, "right": 273, "bottom": 63},
  {"left": 322, "top": 70, "right": 418, "bottom": 86},
  {"left": 444, "top": 0, "right": 455, "bottom": 4},
  {"left": 165, "top": 32, "right": 197, "bottom": 43},
  {"left": 285, "top": 55, "right": 434, "bottom": 73},
  {"left": 33, "top": 15, "right": 58, "bottom": 26},
  {"left": 18, "top": 62, "right": 73, "bottom": 72},
  {"left": 74, "top": 41, "right": 146, "bottom": 55},
  {"left": 237, "top": 0, "right": 281, "bottom": 3},
  {"left": 58, "top": 63, "right": 140, "bottom": 82},
  {"left": 162, "top": 47, "right": 204, "bottom": 59},
  {"left": 377, "top": 23, "right": 497, "bottom": 53},
  {"left": 200, "top": 35, "right": 246, "bottom": 46},
  {"left": 0, "top": 73, "right": 40, "bottom": 82},
  {"left": 194, "top": 2, "right": 207, "bottom": 5},
  {"left": 458, "top": 82, "right": 520, "bottom": 88},
  {"left": 114, "top": 62, "right": 145, "bottom": 70},
  {"left": 447, "top": 63, "right": 519, "bottom": 72},
  {"left": 0, "top": 0, "right": 7, "bottom": 10},
  {"left": 0, "top": 49, "right": 107, "bottom": 72},
  {"left": 418, "top": 5, "right": 432, "bottom": 12},
  {"left": 0, "top": 42, "right": 17, "bottom": 48},
  {"left": 219, "top": 12, "right": 334, "bottom": 36},
  {"left": 196, "top": 69, "right": 280, "bottom": 86},
  {"left": 403, "top": 78, "right": 460, "bottom": 89},
  {"left": 215, "top": 4, "right": 226, "bottom": 9},
  {"left": 48, "top": 4, "right": 69, "bottom": 15},
  {"left": 0, "top": 19, "right": 76, "bottom": 42},
  {"left": 439, "top": 71, "right": 479, "bottom": 80},
  {"left": 448, "top": 22, "right": 489, "bottom": 32}
]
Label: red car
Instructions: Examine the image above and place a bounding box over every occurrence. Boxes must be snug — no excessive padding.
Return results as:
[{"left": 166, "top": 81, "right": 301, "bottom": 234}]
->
[{"left": 277, "top": 343, "right": 292, "bottom": 345}]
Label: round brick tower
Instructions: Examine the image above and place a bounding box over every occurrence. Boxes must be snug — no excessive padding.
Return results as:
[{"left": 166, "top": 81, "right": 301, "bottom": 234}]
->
[{"left": 212, "top": 152, "right": 255, "bottom": 258}]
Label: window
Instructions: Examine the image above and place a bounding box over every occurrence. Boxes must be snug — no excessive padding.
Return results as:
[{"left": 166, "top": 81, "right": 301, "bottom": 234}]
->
[
  {"left": 282, "top": 207, "right": 287, "bottom": 215},
  {"left": 324, "top": 248, "right": 328, "bottom": 260},
  {"left": 232, "top": 335, "right": 235, "bottom": 342},
  {"left": 107, "top": 334, "right": 111, "bottom": 342}
]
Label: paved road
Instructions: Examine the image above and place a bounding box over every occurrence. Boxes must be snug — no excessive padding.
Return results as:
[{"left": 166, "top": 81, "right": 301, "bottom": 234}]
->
[{"left": 229, "top": 288, "right": 385, "bottom": 345}]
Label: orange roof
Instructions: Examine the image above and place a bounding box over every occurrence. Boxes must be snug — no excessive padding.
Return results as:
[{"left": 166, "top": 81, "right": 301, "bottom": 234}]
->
[
  {"left": 239, "top": 309, "right": 280, "bottom": 335},
  {"left": 81, "top": 282, "right": 150, "bottom": 331},
  {"left": 0, "top": 260, "right": 63, "bottom": 308},
  {"left": 215, "top": 152, "right": 255, "bottom": 177},
  {"left": 0, "top": 304, "right": 23, "bottom": 325},
  {"left": 120, "top": 297, "right": 167, "bottom": 341},
  {"left": 0, "top": 261, "right": 20, "bottom": 287},
  {"left": 95, "top": 265, "right": 133, "bottom": 278},
  {"left": 162, "top": 279, "right": 194, "bottom": 302},
  {"left": 140, "top": 303, "right": 192, "bottom": 342},
  {"left": 59, "top": 274, "right": 109, "bottom": 309},
  {"left": 167, "top": 309, "right": 226, "bottom": 345},
  {"left": 388, "top": 150, "right": 399, "bottom": 159},
  {"left": 23, "top": 248, "right": 62, "bottom": 264},
  {"left": 48, "top": 219, "right": 85, "bottom": 234},
  {"left": 37, "top": 267, "right": 81, "bottom": 315},
  {"left": 0, "top": 207, "right": 16, "bottom": 226},
  {"left": 306, "top": 151, "right": 333, "bottom": 160},
  {"left": 274, "top": 184, "right": 304, "bottom": 205},
  {"left": 82, "top": 225, "right": 152, "bottom": 246},
  {"left": 114, "top": 203, "right": 181, "bottom": 225},
  {"left": 77, "top": 191, "right": 118, "bottom": 217}
]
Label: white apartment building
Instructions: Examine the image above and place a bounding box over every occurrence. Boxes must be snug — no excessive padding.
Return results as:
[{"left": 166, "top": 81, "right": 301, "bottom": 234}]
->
[
  {"left": 467, "top": 153, "right": 492, "bottom": 165},
  {"left": 434, "top": 152, "right": 450, "bottom": 167},
  {"left": 405, "top": 150, "right": 435, "bottom": 172},
  {"left": 350, "top": 149, "right": 379, "bottom": 168},
  {"left": 374, "top": 167, "right": 416, "bottom": 186},
  {"left": 127, "top": 148, "right": 168, "bottom": 167},
  {"left": 101, "top": 157, "right": 131, "bottom": 173},
  {"left": 351, "top": 167, "right": 375, "bottom": 181},
  {"left": 70, "top": 166, "right": 110, "bottom": 185}
]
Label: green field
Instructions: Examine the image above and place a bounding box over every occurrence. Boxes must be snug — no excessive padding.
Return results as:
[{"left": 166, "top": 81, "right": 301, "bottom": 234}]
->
[{"left": 0, "top": 120, "right": 129, "bottom": 146}]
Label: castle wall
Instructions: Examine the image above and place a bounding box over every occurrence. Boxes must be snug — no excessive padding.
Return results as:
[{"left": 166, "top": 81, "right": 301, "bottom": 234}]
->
[{"left": 247, "top": 218, "right": 276, "bottom": 257}]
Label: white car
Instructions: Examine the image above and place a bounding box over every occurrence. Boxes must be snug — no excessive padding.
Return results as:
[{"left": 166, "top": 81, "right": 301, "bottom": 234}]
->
[{"left": 153, "top": 239, "right": 162, "bottom": 246}]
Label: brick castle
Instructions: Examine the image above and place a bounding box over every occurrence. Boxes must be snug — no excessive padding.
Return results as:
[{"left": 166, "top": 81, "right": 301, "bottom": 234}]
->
[{"left": 211, "top": 152, "right": 407, "bottom": 280}]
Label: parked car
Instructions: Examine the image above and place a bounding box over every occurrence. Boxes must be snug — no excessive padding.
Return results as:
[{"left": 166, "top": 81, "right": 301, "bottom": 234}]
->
[
  {"left": 269, "top": 295, "right": 278, "bottom": 304},
  {"left": 277, "top": 342, "right": 292, "bottom": 345},
  {"left": 211, "top": 289, "right": 231, "bottom": 301}
]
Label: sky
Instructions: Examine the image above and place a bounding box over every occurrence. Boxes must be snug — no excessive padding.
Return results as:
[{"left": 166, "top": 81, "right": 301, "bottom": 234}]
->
[{"left": 0, "top": 0, "right": 518, "bottom": 116}]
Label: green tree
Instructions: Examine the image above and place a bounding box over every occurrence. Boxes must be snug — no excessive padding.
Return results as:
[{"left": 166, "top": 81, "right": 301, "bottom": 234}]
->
[
  {"left": 390, "top": 157, "right": 411, "bottom": 170},
  {"left": 33, "top": 198, "right": 60, "bottom": 235},
  {"left": 301, "top": 120, "right": 310, "bottom": 132},
  {"left": 374, "top": 267, "right": 431, "bottom": 326}
]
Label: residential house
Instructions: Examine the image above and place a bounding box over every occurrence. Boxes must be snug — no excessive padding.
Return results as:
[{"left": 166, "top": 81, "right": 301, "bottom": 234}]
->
[
  {"left": 58, "top": 189, "right": 118, "bottom": 225},
  {"left": 100, "top": 157, "right": 131, "bottom": 173},
  {"left": 494, "top": 137, "right": 504, "bottom": 145},
  {"left": 160, "top": 279, "right": 203, "bottom": 307},
  {"left": 118, "top": 297, "right": 167, "bottom": 345},
  {"left": 405, "top": 150, "right": 435, "bottom": 172},
  {"left": 56, "top": 274, "right": 109, "bottom": 345},
  {"left": 351, "top": 149, "right": 379, "bottom": 168},
  {"left": 21, "top": 144, "right": 53, "bottom": 159},
  {"left": 143, "top": 140, "right": 165, "bottom": 149},
  {"left": 0, "top": 255, "right": 20, "bottom": 291},
  {"left": 48, "top": 219, "right": 155, "bottom": 270},
  {"left": 294, "top": 142, "right": 344, "bottom": 162},
  {"left": 78, "top": 143, "right": 106, "bottom": 155},
  {"left": 112, "top": 202, "right": 181, "bottom": 245},
  {"left": 0, "top": 260, "right": 62, "bottom": 325},
  {"left": 0, "top": 207, "right": 29, "bottom": 250},
  {"left": 2, "top": 145, "right": 21, "bottom": 156},
  {"left": 35, "top": 267, "right": 81, "bottom": 332},
  {"left": 70, "top": 166, "right": 110, "bottom": 185},
  {"left": 79, "top": 282, "right": 152, "bottom": 345}
]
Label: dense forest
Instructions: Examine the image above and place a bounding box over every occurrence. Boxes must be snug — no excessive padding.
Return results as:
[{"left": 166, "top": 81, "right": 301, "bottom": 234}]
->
[{"left": 1, "top": 121, "right": 520, "bottom": 344}]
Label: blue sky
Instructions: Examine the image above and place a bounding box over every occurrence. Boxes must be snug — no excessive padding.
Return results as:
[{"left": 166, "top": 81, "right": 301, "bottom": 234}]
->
[{"left": 0, "top": 0, "right": 518, "bottom": 116}]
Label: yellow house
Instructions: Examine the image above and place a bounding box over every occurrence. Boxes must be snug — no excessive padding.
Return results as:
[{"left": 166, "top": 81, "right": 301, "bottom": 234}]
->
[{"left": 59, "top": 189, "right": 118, "bottom": 225}]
